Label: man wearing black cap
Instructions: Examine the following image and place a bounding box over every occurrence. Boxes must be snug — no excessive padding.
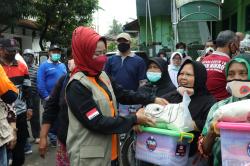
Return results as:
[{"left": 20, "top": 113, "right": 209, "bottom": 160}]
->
[
  {"left": 37, "top": 44, "right": 67, "bottom": 147},
  {"left": 105, "top": 33, "right": 147, "bottom": 116},
  {"left": 0, "top": 38, "right": 33, "bottom": 166}
]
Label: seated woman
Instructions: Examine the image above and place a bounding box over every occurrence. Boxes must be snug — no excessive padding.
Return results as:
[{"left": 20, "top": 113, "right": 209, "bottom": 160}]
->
[
  {"left": 200, "top": 54, "right": 250, "bottom": 166},
  {"left": 163, "top": 59, "right": 216, "bottom": 165}
]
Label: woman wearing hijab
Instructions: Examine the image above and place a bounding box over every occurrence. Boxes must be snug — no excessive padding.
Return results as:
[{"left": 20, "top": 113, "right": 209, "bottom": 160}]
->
[
  {"left": 65, "top": 26, "right": 167, "bottom": 166},
  {"left": 136, "top": 58, "right": 176, "bottom": 166},
  {"left": 168, "top": 52, "right": 183, "bottom": 87},
  {"left": 163, "top": 59, "right": 216, "bottom": 165},
  {"left": 138, "top": 57, "right": 176, "bottom": 97},
  {"left": 199, "top": 54, "right": 250, "bottom": 166}
]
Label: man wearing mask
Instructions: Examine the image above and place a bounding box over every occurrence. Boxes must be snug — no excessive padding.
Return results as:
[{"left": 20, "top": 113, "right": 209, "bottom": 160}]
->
[
  {"left": 176, "top": 42, "right": 192, "bottom": 63},
  {"left": 197, "top": 40, "right": 216, "bottom": 61},
  {"left": 202, "top": 30, "right": 239, "bottom": 101},
  {"left": 0, "top": 38, "right": 33, "bottom": 166},
  {"left": 37, "top": 44, "right": 67, "bottom": 147},
  {"left": 105, "top": 33, "right": 146, "bottom": 116}
]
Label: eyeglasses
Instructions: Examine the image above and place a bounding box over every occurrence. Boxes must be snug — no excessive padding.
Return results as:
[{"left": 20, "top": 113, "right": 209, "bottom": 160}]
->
[{"left": 94, "top": 50, "right": 106, "bottom": 56}]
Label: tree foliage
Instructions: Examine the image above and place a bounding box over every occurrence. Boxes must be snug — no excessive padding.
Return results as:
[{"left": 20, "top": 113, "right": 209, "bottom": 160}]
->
[
  {"left": 34, "top": 0, "right": 98, "bottom": 50},
  {"left": 106, "top": 19, "right": 139, "bottom": 52},
  {"left": 0, "top": 0, "right": 34, "bottom": 32},
  {"left": 107, "top": 19, "right": 123, "bottom": 37},
  {"left": 0, "top": 0, "right": 98, "bottom": 50}
]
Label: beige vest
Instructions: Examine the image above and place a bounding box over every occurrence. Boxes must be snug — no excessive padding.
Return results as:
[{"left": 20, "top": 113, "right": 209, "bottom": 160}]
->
[
  {"left": 66, "top": 71, "right": 118, "bottom": 166},
  {"left": 0, "top": 100, "right": 14, "bottom": 147}
]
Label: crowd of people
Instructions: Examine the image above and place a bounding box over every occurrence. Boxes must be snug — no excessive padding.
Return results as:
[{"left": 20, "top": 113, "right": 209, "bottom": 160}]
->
[{"left": 0, "top": 27, "right": 249, "bottom": 166}]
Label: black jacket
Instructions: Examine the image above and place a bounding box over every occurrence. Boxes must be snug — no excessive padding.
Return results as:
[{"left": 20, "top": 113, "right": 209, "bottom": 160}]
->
[
  {"left": 43, "top": 71, "right": 156, "bottom": 145},
  {"left": 163, "top": 60, "right": 216, "bottom": 157},
  {"left": 66, "top": 71, "right": 156, "bottom": 135},
  {"left": 42, "top": 74, "right": 69, "bottom": 145}
]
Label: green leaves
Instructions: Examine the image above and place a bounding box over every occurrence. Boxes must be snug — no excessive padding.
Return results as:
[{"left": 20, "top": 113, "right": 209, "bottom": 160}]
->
[
  {"left": 0, "top": 0, "right": 98, "bottom": 50},
  {"left": 36, "top": 0, "right": 98, "bottom": 49}
]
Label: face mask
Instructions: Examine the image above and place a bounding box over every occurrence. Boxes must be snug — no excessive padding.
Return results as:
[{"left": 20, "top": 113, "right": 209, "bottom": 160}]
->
[
  {"left": 146, "top": 72, "right": 162, "bottom": 82},
  {"left": 176, "top": 49, "right": 184, "bottom": 54},
  {"left": 173, "top": 65, "right": 180, "bottom": 71},
  {"left": 23, "top": 56, "right": 33, "bottom": 65},
  {"left": 226, "top": 80, "right": 250, "bottom": 98},
  {"left": 4, "top": 53, "right": 16, "bottom": 62},
  {"left": 92, "top": 55, "right": 107, "bottom": 72},
  {"left": 177, "top": 49, "right": 187, "bottom": 58},
  {"left": 118, "top": 43, "right": 130, "bottom": 53},
  {"left": 51, "top": 53, "right": 61, "bottom": 62},
  {"left": 205, "top": 47, "right": 214, "bottom": 54}
]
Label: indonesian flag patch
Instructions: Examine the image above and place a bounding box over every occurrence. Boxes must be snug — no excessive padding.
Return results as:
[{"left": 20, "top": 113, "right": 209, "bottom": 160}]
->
[{"left": 86, "top": 108, "right": 100, "bottom": 120}]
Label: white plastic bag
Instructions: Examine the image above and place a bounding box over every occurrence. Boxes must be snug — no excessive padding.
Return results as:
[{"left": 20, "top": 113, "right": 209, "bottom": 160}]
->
[
  {"left": 181, "top": 92, "right": 194, "bottom": 132},
  {"left": 213, "top": 99, "right": 250, "bottom": 122},
  {"left": 145, "top": 92, "right": 194, "bottom": 132}
]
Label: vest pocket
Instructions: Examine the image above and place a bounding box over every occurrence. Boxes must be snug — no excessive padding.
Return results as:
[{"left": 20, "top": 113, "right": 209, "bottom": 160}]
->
[
  {"left": 79, "top": 145, "right": 106, "bottom": 166},
  {"left": 0, "top": 119, "right": 12, "bottom": 138},
  {"left": 80, "top": 145, "right": 104, "bottom": 158}
]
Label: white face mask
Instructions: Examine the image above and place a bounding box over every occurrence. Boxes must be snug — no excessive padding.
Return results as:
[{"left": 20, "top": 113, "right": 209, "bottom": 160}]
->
[
  {"left": 205, "top": 47, "right": 214, "bottom": 54},
  {"left": 226, "top": 80, "right": 250, "bottom": 98}
]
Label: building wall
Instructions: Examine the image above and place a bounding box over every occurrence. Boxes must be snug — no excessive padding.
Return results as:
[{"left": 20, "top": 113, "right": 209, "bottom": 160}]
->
[
  {"left": 138, "top": 15, "right": 173, "bottom": 55},
  {"left": 214, "top": 0, "right": 250, "bottom": 35},
  {"left": 2, "top": 26, "right": 41, "bottom": 52}
]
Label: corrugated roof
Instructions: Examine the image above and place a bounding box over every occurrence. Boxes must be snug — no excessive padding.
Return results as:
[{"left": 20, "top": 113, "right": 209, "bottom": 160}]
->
[{"left": 17, "top": 19, "right": 40, "bottom": 30}]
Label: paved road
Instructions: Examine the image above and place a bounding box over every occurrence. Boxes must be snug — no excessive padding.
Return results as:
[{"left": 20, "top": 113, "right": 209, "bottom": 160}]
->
[
  {"left": 24, "top": 103, "right": 56, "bottom": 166},
  {"left": 24, "top": 140, "right": 56, "bottom": 166}
]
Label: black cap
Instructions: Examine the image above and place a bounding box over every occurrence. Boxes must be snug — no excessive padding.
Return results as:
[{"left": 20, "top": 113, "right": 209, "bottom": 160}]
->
[
  {"left": 0, "top": 38, "right": 19, "bottom": 52},
  {"left": 49, "top": 44, "right": 61, "bottom": 51}
]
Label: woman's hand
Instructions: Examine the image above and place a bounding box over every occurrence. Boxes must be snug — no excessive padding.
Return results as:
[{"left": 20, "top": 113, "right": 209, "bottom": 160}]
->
[
  {"left": 197, "top": 135, "right": 209, "bottom": 159},
  {"left": 154, "top": 97, "right": 168, "bottom": 105},
  {"left": 136, "top": 108, "right": 156, "bottom": 126},
  {"left": 177, "top": 87, "right": 194, "bottom": 96},
  {"left": 133, "top": 125, "right": 142, "bottom": 133}
]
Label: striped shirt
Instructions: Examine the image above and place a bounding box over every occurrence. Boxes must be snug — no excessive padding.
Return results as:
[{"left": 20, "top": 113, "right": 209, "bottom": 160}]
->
[
  {"left": 2, "top": 60, "right": 33, "bottom": 115},
  {"left": 28, "top": 64, "right": 38, "bottom": 95}
]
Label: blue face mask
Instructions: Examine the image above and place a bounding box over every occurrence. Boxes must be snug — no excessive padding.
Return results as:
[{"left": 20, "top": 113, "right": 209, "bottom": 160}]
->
[
  {"left": 146, "top": 72, "right": 162, "bottom": 82},
  {"left": 176, "top": 49, "right": 187, "bottom": 58},
  {"left": 51, "top": 53, "right": 61, "bottom": 62},
  {"left": 176, "top": 49, "right": 184, "bottom": 54},
  {"left": 173, "top": 65, "right": 180, "bottom": 71}
]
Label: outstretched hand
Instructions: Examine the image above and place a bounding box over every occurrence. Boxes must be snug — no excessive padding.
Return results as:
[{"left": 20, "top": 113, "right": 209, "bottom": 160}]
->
[
  {"left": 154, "top": 97, "right": 168, "bottom": 105},
  {"left": 136, "top": 108, "right": 156, "bottom": 126}
]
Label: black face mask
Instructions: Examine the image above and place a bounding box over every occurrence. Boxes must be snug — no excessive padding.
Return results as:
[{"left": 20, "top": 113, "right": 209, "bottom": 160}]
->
[
  {"left": 118, "top": 43, "right": 130, "bottom": 53},
  {"left": 23, "top": 56, "right": 34, "bottom": 65},
  {"left": 4, "top": 53, "right": 16, "bottom": 63}
]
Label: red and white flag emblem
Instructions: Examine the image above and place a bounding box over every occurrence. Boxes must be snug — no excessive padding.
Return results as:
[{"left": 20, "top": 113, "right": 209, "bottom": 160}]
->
[{"left": 86, "top": 108, "right": 100, "bottom": 120}]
